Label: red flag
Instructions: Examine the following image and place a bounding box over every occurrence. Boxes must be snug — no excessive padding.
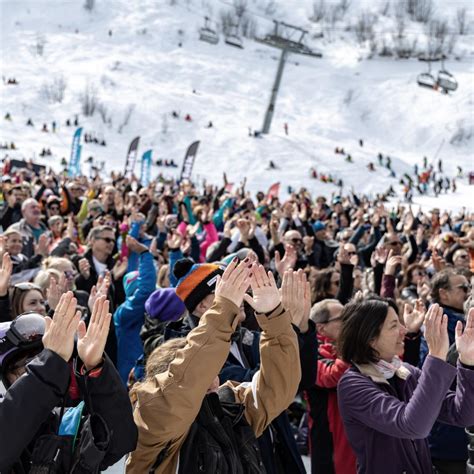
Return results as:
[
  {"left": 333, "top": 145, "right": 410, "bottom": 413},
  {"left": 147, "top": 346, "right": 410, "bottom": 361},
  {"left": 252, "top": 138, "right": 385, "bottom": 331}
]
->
[{"left": 266, "top": 182, "right": 280, "bottom": 201}]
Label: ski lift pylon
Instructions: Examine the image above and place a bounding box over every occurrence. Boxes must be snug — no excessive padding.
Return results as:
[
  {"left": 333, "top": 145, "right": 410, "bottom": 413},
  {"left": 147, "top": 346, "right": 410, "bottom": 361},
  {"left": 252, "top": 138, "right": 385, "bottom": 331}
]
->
[{"left": 199, "top": 16, "right": 219, "bottom": 45}]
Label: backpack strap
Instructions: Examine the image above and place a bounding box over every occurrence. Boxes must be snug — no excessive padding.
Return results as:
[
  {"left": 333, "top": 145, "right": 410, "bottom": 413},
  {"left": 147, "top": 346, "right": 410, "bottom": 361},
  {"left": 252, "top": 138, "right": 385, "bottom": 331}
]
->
[{"left": 148, "top": 441, "right": 171, "bottom": 474}]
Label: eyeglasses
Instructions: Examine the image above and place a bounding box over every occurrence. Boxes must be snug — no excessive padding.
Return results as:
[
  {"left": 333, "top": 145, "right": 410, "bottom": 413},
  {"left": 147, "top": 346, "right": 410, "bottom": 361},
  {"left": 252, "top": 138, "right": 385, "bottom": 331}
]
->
[
  {"left": 347, "top": 251, "right": 357, "bottom": 256},
  {"left": 89, "top": 207, "right": 102, "bottom": 213},
  {"left": 64, "top": 271, "right": 76, "bottom": 280},
  {"left": 291, "top": 238, "right": 303, "bottom": 244},
  {"left": 139, "top": 194, "right": 148, "bottom": 199},
  {"left": 387, "top": 241, "right": 401, "bottom": 246},
  {"left": 97, "top": 237, "right": 116, "bottom": 244},
  {"left": 457, "top": 254, "right": 469, "bottom": 260},
  {"left": 456, "top": 283, "right": 471, "bottom": 293}
]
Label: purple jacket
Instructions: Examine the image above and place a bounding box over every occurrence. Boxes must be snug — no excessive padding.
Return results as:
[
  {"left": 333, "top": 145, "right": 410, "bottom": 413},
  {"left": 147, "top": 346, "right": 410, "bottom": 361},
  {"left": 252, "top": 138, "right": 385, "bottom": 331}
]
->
[{"left": 337, "top": 356, "right": 474, "bottom": 474}]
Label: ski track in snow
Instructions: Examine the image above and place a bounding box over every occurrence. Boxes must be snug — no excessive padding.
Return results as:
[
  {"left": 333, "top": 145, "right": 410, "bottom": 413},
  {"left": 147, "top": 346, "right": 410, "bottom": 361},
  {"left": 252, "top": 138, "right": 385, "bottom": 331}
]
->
[{"left": 0, "top": 0, "right": 473, "bottom": 211}]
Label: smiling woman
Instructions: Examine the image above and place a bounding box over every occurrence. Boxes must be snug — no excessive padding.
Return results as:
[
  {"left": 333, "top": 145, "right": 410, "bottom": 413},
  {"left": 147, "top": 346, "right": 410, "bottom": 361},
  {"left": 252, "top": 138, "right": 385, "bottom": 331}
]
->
[{"left": 337, "top": 301, "right": 474, "bottom": 474}]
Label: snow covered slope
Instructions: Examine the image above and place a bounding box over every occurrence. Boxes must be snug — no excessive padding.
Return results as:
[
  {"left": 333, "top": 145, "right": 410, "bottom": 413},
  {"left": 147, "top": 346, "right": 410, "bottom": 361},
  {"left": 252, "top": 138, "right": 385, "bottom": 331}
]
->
[{"left": 0, "top": 0, "right": 473, "bottom": 209}]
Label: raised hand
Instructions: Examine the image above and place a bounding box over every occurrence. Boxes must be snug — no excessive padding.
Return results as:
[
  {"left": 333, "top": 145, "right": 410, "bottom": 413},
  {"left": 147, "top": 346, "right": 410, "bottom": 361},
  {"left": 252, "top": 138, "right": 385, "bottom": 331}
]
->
[
  {"left": 126, "top": 234, "right": 148, "bottom": 254},
  {"left": 417, "top": 281, "right": 431, "bottom": 302},
  {"left": 371, "top": 246, "right": 389, "bottom": 267},
  {"left": 167, "top": 231, "right": 182, "bottom": 250},
  {"left": 0, "top": 253, "right": 13, "bottom": 297},
  {"left": 275, "top": 245, "right": 297, "bottom": 278},
  {"left": 77, "top": 296, "right": 112, "bottom": 370},
  {"left": 78, "top": 257, "right": 91, "bottom": 279},
  {"left": 431, "top": 251, "right": 446, "bottom": 272},
  {"left": 425, "top": 304, "right": 449, "bottom": 361},
  {"left": 303, "top": 236, "right": 314, "bottom": 255},
  {"left": 403, "top": 299, "right": 426, "bottom": 333},
  {"left": 0, "top": 235, "right": 6, "bottom": 258},
  {"left": 35, "top": 233, "right": 50, "bottom": 257},
  {"left": 112, "top": 257, "right": 128, "bottom": 280},
  {"left": 42, "top": 292, "right": 81, "bottom": 362},
  {"left": 456, "top": 308, "right": 474, "bottom": 366},
  {"left": 281, "top": 269, "right": 311, "bottom": 332},
  {"left": 88, "top": 272, "right": 111, "bottom": 313},
  {"left": 244, "top": 263, "right": 280, "bottom": 314},
  {"left": 46, "top": 274, "right": 67, "bottom": 311},
  {"left": 215, "top": 258, "right": 251, "bottom": 308},
  {"left": 385, "top": 250, "right": 402, "bottom": 276}
]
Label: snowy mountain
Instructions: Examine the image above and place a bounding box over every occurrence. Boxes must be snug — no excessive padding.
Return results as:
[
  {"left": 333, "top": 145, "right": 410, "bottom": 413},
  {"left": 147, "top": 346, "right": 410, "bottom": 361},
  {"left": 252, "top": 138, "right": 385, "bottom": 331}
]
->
[{"left": 1, "top": 0, "right": 473, "bottom": 210}]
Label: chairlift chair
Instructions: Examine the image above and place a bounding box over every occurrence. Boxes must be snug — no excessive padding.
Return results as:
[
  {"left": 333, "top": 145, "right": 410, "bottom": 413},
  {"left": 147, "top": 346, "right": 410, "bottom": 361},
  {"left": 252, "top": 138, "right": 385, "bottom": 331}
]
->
[
  {"left": 437, "top": 59, "right": 458, "bottom": 92},
  {"left": 417, "top": 59, "right": 437, "bottom": 90},
  {"left": 225, "top": 24, "right": 243, "bottom": 49},
  {"left": 199, "top": 16, "right": 219, "bottom": 45}
]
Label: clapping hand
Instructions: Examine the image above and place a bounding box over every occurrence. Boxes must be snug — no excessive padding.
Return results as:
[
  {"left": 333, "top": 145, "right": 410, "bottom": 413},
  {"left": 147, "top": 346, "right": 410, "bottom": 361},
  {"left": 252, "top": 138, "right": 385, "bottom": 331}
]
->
[
  {"left": 46, "top": 274, "right": 68, "bottom": 311},
  {"left": 456, "top": 308, "right": 474, "bottom": 366},
  {"left": 425, "top": 304, "right": 449, "bottom": 361},
  {"left": 42, "top": 292, "right": 81, "bottom": 363},
  {"left": 0, "top": 253, "right": 12, "bottom": 297},
  {"left": 215, "top": 258, "right": 251, "bottom": 308},
  {"left": 77, "top": 296, "right": 112, "bottom": 371},
  {"left": 275, "top": 245, "right": 297, "bottom": 278},
  {"left": 281, "top": 269, "right": 311, "bottom": 332},
  {"left": 244, "top": 264, "right": 280, "bottom": 314},
  {"left": 403, "top": 299, "right": 426, "bottom": 333}
]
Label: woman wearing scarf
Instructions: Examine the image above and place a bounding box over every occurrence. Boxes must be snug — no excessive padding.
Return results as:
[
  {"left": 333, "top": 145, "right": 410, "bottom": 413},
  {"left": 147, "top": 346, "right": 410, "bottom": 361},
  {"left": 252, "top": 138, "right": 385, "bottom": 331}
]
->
[{"left": 337, "top": 299, "right": 474, "bottom": 474}]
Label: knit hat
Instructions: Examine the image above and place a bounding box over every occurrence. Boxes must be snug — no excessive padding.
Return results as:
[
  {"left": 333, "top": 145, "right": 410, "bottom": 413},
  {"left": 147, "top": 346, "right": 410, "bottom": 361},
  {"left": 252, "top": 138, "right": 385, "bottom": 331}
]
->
[
  {"left": 145, "top": 288, "right": 186, "bottom": 322},
  {"left": 313, "top": 220, "right": 326, "bottom": 232},
  {"left": 220, "top": 248, "right": 251, "bottom": 266},
  {"left": 174, "top": 258, "right": 223, "bottom": 312},
  {"left": 123, "top": 271, "right": 139, "bottom": 297}
]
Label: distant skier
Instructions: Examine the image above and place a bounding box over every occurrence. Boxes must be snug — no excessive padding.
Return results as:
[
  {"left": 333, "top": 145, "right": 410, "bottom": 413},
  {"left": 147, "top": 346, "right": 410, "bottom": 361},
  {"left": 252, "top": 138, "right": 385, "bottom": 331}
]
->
[
  {"left": 268, "top": 160, "right": 277, "bottom": 169},
  {"left": 367, "top": 162, "right": 375, "bottom": 171},
  {"left": 42, "top": 123, "right": 49, "bottom": 132},
  {"left": 377, "top": 153, "right": 383, "bottom": 165},
  {"left": 206, "top": 121, "right": 213, "bottom": 128},
  {"left": 184, "top": 114, "right": 192, "bottom": 122},
  {"left": 452, "top": 178, "right": 457, "bottom": 192},
  {"left": 26, "top": 118, "right": 34, "bottom": 126},
  {"left": 423, "top": 156, "right": 428, "bottom": 168},
  {"left": 457, "top": 166, "right": 463, "bottom": 177},
  {"left": 345, "top": 154, "right": 352, "bottom": 163},
  {"left": 4, "top": 112, "right": 12, "bottom": 121},
  {"left": 74, "top": 115, "right": 79, "bottom": 126},
  {"left": 52, "top": 121, "right": 56, "bottom": 133},
  {"left": 284, "top": 123, "right": 288, "bottom": 135},
  {"left": 10, "top": 142, "right": 16, "bottom": 150},
  {"left": 66, "top": 119, "right": 71, "bottom": 126},
  {"left": 414, "top": 164, "right": 418, "bottom": 175},
  {"left": 386, "top": 156, "right": 392, "bottom": 170},
  {"left": 438, "top": 159, "right": 443, "bottom": 173},
  {"left": 359, "top": 139, "right": 364, "bottom": 147},
  {"left": 172, "top": 111, "right": 179, "bottom": 118}
]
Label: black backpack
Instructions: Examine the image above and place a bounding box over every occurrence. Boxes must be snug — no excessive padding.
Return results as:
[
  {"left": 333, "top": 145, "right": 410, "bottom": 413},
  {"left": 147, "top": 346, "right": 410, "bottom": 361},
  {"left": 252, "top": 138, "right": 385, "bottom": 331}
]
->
[{"left": 150, "top": 388, "right": 266, "bottom": 474}]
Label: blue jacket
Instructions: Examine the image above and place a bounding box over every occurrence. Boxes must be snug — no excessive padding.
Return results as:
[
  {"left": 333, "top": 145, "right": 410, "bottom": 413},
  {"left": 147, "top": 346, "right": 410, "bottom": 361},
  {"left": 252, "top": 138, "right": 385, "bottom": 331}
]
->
[
  {"left": 114, "top": 251, "right": 156, "bottom": 383},
  {"left": 126, "top": 222, "right": 153, "bottom": 272},
  {"left": 338, "top": 356, "right": 474, "bottom": 474},
  {"left": 419, "top": 305, "right": 468, "bottom": 461}
]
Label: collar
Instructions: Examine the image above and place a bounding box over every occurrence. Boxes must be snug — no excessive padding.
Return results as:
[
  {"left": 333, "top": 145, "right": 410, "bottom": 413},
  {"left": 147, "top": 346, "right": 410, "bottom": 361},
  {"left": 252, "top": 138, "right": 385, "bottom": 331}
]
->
[{"left": 353, "top": 361, "right": 411, "bottom": 385}]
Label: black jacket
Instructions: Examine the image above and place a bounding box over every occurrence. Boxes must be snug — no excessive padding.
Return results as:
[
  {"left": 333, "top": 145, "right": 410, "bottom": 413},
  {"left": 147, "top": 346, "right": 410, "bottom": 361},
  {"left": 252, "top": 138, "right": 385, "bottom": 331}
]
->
[
  {"left": 0, "top": 203, "right": 22, "bottom": 230},
  {"left": 0, "top": 350, "right": 137, "bottom": 473}
]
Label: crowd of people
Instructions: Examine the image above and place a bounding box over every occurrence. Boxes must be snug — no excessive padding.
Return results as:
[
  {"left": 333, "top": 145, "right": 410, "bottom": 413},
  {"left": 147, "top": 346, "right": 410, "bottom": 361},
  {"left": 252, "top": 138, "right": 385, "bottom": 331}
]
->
[{"left": 0, "top": 163, "right": 473, "bottom": 473}]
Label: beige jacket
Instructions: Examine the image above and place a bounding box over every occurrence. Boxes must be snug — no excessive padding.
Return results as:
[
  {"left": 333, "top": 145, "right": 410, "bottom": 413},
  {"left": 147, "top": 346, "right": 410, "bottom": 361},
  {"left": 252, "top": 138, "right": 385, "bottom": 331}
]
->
[{"left": 126, "top": 295, "right": 301, "bottom": 473}]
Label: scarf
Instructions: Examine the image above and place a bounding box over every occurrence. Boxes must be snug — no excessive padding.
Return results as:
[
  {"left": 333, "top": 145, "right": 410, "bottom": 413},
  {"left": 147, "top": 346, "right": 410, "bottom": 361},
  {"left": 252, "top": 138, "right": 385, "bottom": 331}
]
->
[{"left": 373, "top": 356, "right": 403, "bottom": 379}]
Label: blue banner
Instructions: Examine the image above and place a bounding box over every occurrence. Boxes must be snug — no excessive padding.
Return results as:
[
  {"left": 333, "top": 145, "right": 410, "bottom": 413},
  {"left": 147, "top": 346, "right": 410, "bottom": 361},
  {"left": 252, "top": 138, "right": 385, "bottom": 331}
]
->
[
  {"left": 140, "top": 150, "right": 152, "bottom": 186},
  {"left": 68, "top": 127, "right": 83, "bottom": 177}
]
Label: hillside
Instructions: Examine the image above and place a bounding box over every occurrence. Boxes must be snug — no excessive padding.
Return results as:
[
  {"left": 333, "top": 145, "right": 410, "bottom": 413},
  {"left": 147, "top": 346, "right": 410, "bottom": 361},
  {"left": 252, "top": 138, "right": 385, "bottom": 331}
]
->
[{"left": 1, "top": 0, "right": 473, "bottom": 210}]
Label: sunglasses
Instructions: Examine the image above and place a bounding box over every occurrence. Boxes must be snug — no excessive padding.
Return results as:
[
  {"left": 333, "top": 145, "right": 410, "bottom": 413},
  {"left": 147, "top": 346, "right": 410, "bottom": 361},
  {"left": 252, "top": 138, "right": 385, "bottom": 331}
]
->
[
  {"left": 97, "top": 237, "right": 116, "bottom": 244},
  {"left": 291, "top": 238, "right": 303, "bottom": 244},
  {"left": 456, "top": 284, "right": 471, "bottom": 293},
  {"left": 347, "top": 251, "right": 357, "bottom": 256},
  {"left": 457, "top": 254, "right": 469, "bottom": 260},
  {"left": 64, "top": 271, "right": 76, "bottom": 279},
  {"left": 387, "top": 241, "right": 401, "bottom": 246}
]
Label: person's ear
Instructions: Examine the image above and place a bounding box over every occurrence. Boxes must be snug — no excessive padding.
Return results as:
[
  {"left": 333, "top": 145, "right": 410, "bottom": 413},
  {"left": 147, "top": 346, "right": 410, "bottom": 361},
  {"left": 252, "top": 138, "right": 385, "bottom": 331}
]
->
[{"left": 316, "top": 323, "right": 325, "bottom": 335}]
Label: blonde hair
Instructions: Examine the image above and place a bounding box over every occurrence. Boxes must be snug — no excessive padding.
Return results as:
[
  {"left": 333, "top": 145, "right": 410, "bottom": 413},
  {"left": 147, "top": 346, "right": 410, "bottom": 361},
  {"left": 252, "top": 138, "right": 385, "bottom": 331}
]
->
[
  {"left": 43, "top": 257, "right": 72, "bottom": 271},
  {"left": 145, "top": 338, "right": 187, "bottom": 380},
  {"left": 34, "top": 269, "right": 62, "bottom": 292}
]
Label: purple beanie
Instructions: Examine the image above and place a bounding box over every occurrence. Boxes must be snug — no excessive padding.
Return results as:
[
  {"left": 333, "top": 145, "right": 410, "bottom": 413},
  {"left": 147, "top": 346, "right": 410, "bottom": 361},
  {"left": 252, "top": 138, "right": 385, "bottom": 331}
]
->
[{"left": 145, "top": 288, "right": 186, "bottom": 322}]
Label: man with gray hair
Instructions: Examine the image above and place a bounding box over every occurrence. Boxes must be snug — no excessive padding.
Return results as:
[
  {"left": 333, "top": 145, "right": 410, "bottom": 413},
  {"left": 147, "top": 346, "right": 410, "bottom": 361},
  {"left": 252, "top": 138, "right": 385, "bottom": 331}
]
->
[
  {"left": 306, "top": 298, "right": 357, "bottom": 474},
  {"left": 8, "top": 198, "right": 47, "bottom": 258}
]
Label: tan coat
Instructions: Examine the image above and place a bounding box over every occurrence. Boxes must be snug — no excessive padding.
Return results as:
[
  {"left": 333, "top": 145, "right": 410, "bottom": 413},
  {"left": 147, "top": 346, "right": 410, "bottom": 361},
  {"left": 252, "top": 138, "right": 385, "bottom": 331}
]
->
[{"left": 126, "top": 295, "right": 301, "bottom": 473}]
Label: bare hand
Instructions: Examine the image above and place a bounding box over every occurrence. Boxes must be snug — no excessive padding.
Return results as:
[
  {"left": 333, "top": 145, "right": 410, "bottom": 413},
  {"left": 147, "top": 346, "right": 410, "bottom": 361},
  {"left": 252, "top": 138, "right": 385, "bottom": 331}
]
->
[
  {"left": 78, "top": 258, "right": 91, "bottom": 280},
  {"left": 167, "top": 231, "right": 182, "bottom": 250},
  {"left": 456, "top": 308, "right": 474, "bottom": 366},
  {"left": 77, "top": 296, "right": 112, "bottom": 370},
  {"left": 0, "top": 253, "right": 12, "bottom": 297},
  {"left": 46, "top": 274, "right": 67, "bottom": 311},
  {"left": 275, "top": 245, "right": 297, "bottom": 278},
  {"left": 35, "top": 233, "right": 50, "bottom": 257},
  {"left": 215, "top": 258, "right": 251, "bottom": 308},
  {"left": 403, "top": 299, "right": 425, "bottom": 333},
  {"left": 425, "top": 304, "right": 449, "bottom": 361},
  {"left": 385, "top": 251, "right": 402, "bottom": 276},
  {"left": 244, "top": 264, "right": 280, "bottom": 314},
  {"left": 281, "top": 269, "right": 311, "bottom": 332},
  {"left": 112, "top": 257, "right": 128, "bottom": 280},
  {"left": 126, "top": 234, "right": 148, "bottom": 254},
  {"left": 42, "top": 292, "right": 81, "bottom": 362}
]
